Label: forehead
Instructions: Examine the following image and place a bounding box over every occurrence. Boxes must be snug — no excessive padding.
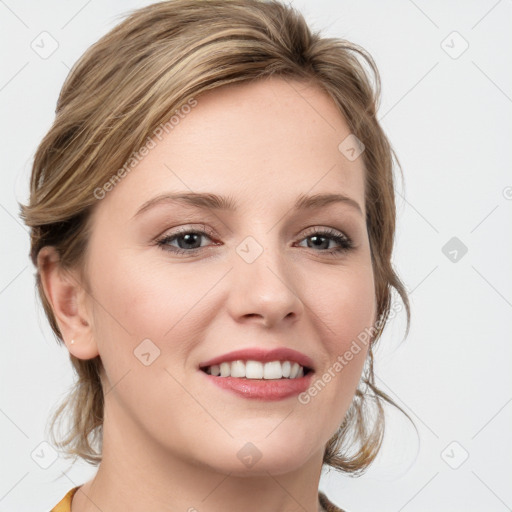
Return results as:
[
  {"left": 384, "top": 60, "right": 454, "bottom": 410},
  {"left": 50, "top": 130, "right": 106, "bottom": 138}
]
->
[{"left": 97, "top": 77, "right": 366, "bottom": 220}]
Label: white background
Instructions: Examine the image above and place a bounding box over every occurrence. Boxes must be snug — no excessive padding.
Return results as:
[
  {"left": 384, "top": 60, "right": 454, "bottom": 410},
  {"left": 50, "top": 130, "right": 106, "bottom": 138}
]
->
[{"left": 1, "top": 1, "right": 511, "bottom": 511}]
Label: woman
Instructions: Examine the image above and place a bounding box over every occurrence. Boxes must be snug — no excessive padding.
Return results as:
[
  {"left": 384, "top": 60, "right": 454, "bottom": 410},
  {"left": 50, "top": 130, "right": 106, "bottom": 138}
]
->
[{"left": 20, "top": 1, "right": 410, "bottom": 510}]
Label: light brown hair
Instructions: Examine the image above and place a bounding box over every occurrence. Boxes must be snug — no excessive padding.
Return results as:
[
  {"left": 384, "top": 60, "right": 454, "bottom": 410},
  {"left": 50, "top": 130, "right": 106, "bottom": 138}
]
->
[{"left": 20, "top": 0, "right": 411, "bottom": 473}]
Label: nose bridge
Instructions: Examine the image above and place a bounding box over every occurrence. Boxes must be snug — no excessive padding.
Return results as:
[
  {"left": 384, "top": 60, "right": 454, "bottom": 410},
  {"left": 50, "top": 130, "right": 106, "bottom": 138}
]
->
[{"left": 228, "top": 230, "right": 303, "bottom": 327}]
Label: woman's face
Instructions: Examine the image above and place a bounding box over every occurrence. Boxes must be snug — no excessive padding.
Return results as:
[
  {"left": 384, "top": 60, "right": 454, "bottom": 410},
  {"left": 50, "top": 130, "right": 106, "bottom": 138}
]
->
[{"left": 81, "top": 77, "right": 376, "bottom": 475}]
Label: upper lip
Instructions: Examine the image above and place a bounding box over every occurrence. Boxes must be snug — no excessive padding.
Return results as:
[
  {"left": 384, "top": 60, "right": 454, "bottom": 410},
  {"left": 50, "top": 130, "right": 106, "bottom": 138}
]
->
[{"left": 199, "top": 347, "right": 315, "bottom": 371}]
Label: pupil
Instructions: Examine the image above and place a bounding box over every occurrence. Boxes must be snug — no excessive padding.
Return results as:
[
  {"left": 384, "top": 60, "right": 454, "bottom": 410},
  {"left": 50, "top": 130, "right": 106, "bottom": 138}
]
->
[
  {"left": 308, "top": 235, "right": 328, "bottom": 250},
  {"left": 179, "top": 233, "right": 200, "bottom": 249}
]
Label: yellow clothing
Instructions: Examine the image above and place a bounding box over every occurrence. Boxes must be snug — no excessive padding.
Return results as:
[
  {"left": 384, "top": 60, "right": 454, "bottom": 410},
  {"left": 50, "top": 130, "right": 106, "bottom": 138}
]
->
[
  {"left": 50, "top": 486, "right": 346, "bottom": 511},
  {"left": 50, "top": 486, "right": 80, "bottom": 512}
]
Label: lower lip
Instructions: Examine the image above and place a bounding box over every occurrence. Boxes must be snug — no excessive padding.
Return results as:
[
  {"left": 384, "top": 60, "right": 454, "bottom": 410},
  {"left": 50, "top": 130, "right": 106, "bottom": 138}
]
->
[{"left": 200, "top": 371, "right": 314, "bottom": 400}]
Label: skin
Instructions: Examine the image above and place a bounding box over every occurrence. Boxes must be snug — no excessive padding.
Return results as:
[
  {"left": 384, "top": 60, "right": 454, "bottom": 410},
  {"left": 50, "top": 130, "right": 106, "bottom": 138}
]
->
[{"left": 39, "top": 77, "right": 377, "bottom": 512}]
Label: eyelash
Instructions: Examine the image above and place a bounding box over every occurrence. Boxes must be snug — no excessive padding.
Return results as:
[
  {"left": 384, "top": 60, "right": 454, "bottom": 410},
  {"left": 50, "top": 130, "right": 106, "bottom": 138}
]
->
[{"left": 155, "top": 225, "right": 354, "bottom": 257}]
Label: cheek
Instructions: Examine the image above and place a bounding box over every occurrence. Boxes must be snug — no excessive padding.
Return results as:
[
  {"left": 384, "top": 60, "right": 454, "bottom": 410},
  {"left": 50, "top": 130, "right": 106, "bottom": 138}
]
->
[
  {"left": 86, "top": 246, "right": 228, "bottom": 400},
  {"left": 303, "top": 260, "right": 376, "bottom": 424},
  {"left": 89, "top": 248, "right": 213, "bottom": 341},
  {"left": 86, "top": 249, "right": 211, "bottom": 418},
  {"left": 311, "top": 258, "right": 376, "bottom": 349}
]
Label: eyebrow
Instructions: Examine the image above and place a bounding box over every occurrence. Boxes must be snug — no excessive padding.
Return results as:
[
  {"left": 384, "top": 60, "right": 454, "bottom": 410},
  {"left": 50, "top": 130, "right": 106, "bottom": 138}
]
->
[{"left": 132, "top": 191, "right": 363, "bottom": 219}]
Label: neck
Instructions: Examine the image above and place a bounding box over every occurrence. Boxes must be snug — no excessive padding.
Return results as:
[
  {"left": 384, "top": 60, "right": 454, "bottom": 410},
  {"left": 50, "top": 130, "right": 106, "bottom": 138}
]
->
[{"left": 71, "top": 399, "right": 326, "bottom": 512}]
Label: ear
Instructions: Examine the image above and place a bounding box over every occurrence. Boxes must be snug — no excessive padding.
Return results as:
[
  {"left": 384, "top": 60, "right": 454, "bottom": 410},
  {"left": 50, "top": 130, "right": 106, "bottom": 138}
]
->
[{"left": 37, "top": 246, "right": 99, "bottom": 360}]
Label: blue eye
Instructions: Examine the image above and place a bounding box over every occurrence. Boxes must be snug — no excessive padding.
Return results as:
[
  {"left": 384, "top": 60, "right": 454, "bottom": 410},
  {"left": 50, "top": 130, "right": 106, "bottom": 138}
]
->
[
  {"left": 155, "top": 226, "right": 354, "bottom": 257},
  {"left": 156, "top": 226, "right": 215, "bottom": 255},
  {"left": 296, "top": 228, "right": 354, "bottom": 254}
]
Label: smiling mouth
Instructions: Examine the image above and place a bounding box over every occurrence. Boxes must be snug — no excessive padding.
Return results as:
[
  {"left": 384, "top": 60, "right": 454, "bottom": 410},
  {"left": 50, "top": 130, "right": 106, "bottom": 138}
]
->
[{"left": 200, "top": 360, "right": 312, "bottom": 380}]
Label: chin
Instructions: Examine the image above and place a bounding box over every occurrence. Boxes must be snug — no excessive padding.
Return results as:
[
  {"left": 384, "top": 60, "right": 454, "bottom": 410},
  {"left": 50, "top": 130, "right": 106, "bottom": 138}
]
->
[{"left": 197, "top": 431, "right": 322, "bottom": 476}]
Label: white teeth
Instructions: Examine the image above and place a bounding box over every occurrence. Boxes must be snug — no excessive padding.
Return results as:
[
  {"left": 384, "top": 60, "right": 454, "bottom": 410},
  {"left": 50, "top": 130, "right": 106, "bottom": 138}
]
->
[
  {"left": 220, "top": 362, "right": 231, "bottom": 377},
  {"left": 289, "top": 362, "right": 300, "bottom": 378},
  {"left": 245, "top": 360, "right": 263, "bottom": 379},
  {"left": 205, "top": 360, "right": 307, "bottom": 379},
  {"left": 230, "top": 360, "right": 245, "bottom": 378},
  {"left": 263, "top": 361, "right": 282, "bottom": 379}
]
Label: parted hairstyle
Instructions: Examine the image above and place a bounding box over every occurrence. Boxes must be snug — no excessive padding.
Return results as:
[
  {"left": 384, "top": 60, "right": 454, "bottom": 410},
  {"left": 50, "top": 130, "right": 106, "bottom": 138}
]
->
[{"left": 19, "top": 0, "right": 411, "bottom": 474}]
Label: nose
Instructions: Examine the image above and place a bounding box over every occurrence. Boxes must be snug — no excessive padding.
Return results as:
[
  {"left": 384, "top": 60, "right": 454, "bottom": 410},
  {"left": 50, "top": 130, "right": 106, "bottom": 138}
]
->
[{"left": 226, "top": 239, "right": 304, "bottom": 329}]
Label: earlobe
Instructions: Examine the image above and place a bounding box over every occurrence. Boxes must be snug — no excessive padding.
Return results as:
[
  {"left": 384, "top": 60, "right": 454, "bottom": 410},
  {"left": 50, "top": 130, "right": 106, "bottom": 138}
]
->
[{"left": 37, "top": 246, "right": 99, "bottom": 360}]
